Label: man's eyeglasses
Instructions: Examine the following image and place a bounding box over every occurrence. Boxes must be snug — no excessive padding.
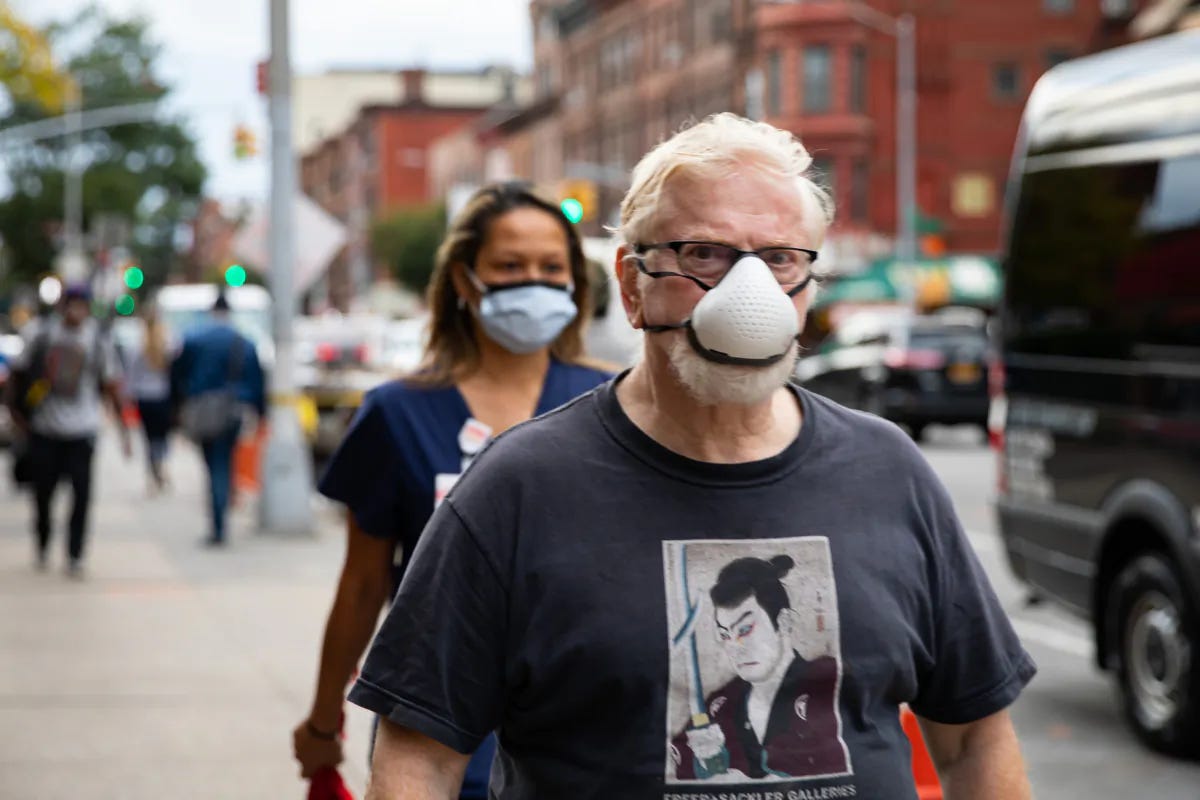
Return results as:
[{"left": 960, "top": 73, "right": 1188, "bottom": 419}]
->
[{"left": 632, "top": 241, "right": 818, "bottom": 294}]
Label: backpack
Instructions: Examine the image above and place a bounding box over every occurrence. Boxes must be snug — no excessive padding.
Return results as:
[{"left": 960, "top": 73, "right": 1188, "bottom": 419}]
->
[
  {"left": 179, "top": 337, "right": 245, "bottom": 442},
  {"left": 8, "top": 322, "right": 107, "bottom": 422}
]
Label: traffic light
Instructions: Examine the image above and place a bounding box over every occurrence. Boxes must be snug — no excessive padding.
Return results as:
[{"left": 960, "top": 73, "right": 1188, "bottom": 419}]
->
[
  {"left": 233, "top": 125, "right": 258, "bottom": 159},
  {"left": 560, "top": 198, "right": 584, "bottom": 224},
  {"left": 115, "top": 294, "right": 136, "bottom": 316},
  {"left": 123, "top": 265, "right": 144, "bottom": 290},
  {"left": 558, "top": 179, "right": 598, "bottom": 224},
  {"left": 225, "top": 264, "right": 247, "bottom": 287}
]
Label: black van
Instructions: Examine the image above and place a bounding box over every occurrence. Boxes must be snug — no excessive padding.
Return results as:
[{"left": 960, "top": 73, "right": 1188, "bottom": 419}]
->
[{"left": 994, "top": 30, "right": 1200, "bottom": 758}]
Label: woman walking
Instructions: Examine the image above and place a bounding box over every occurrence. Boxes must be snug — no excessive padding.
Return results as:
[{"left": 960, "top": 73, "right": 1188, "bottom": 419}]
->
[
  {"left": 128, "top": 305, "right": 173, "bottom": 492},
  {"left": 292, "top": 182, "right": 613, "bottom": 797}
]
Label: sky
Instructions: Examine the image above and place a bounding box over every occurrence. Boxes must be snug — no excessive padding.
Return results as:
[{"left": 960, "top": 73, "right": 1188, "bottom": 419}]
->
[{"left": 16, "top": 0, "right": 534, "bottom": 203}]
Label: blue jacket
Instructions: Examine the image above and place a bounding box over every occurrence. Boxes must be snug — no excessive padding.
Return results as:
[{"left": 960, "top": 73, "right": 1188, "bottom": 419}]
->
[{"left": 170, "top": 322, "right": 266, "bottom": 417}]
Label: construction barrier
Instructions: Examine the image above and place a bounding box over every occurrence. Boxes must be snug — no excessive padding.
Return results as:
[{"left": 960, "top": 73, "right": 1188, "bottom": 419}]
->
[{"left": 902, "top": 706, "right": 943, "bottom": 799}]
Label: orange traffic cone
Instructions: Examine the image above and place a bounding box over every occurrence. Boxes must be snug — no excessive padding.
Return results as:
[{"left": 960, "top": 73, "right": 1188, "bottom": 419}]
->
[
  {"left": 902, "top": 706, "right": 943, "bottom": 800},
  {"left": 233, "top": 424, "right": 267, "bottom": 495}
]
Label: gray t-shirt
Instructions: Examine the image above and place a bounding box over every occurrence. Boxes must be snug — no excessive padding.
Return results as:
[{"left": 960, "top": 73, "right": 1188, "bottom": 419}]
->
[
  {"left": 16, "top": 317, "right": 121, "bottom": 439},
  {"left": 349, "top": 376, "right": 1035, "bottom": 799}
]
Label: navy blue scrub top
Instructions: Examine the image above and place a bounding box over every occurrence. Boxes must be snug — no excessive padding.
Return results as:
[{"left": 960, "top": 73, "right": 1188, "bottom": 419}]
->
[
  {"left": 319, "top": 359, "right": 612, "bottom": 594},
  {"left": 318, "top": 359, "right": 612, "bottom": 798}
]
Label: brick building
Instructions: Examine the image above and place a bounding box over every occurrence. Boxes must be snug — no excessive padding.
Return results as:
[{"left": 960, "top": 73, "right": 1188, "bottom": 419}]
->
[
  {"left": 522, "top": 0, "right": 1144, "bottom": 269},
  {"left": 298, "top": 67, "right": 531, "bottom": 309},
  {"left": 755, "top": 0, "right": 1143, "bottom": 259},
  {"left": 186, "top": 199, "right": 241, "bottom": 283}
]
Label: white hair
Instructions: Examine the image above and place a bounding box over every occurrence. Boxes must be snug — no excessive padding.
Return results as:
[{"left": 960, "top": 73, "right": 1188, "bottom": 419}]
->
[
  {"left": 666, "top": 336, "right": 799, "bottom": 406},
  {"left": 618, "top": 113, "right": 835, "bottom": 247}
]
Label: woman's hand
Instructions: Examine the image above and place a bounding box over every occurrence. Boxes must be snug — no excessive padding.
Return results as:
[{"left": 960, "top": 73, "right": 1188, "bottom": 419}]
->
[{"left": 292, "top": 718, "right": 345, "bottom": 779}]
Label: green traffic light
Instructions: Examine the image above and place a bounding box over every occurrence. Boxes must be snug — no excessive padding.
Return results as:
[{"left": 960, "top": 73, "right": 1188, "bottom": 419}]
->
[
  {"left": 560, "top": 198, "right": 584, "bottom": 224},
  {"left": 115, "top": 294, "right": 136, "bottom": 316},
  {"left": 123, "top": 266, "right": 144, "bottom": 290},
  {"left": 225, "top": 264, "right": 247, "bottom": 287}
]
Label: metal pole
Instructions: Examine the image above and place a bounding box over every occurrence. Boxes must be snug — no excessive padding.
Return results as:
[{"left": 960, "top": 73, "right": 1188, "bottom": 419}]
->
[
  {"left": 896, "top": 13, "right": 918, "bottom": 290},
  {"left": 260, "top": 0, "right": 313, "bottom": 534},
  {"left": 60, "top": 86, "right": 86, "bottom": 282}
]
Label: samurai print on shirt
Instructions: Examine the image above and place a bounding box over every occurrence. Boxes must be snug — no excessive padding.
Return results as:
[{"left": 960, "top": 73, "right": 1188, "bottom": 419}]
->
[{"left": 664, "top": 536, "right": 852, "bottom": 785}]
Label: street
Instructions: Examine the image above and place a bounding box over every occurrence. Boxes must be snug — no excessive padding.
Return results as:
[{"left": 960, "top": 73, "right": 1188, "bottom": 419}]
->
[
  {"left": 0, "top": 424, "right": 1198, "bottom": 798},
  {"left": 920, "top": 425, "right": 1200, "bottom": 798}
]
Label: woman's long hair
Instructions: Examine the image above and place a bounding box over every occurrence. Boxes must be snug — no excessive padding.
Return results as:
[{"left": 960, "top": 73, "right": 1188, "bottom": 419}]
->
[
  {"left": 143, "top": 312, "right": 168, "bottom": 373},
  {"left": 406, "top": 181, "right": 596, "bottom": 388}
]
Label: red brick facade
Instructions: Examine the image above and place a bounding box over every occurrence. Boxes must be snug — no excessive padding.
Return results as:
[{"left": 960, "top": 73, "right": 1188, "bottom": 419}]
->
[
  {"left": 757, "top": 0, "right": 1141, "bottom": 256},
  {"left": 529, "top": 0, "right": 1142, "bottom": 265}
]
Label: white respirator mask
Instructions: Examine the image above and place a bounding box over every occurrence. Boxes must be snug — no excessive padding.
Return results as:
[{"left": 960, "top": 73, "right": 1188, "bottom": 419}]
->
[{"left": 644, "top": 255, "right": 808, "bottom": 367}]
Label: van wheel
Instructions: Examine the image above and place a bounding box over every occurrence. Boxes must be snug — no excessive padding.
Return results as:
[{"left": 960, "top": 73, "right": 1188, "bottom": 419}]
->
[{"left": 1110, "top": 552, "right": 1200, "bottom": 758}]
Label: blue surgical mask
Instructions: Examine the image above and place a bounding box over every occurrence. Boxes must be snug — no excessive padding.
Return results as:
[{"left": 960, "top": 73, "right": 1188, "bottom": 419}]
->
[{"left": 466, "top": 270, "right": 578, "bottom": 355}]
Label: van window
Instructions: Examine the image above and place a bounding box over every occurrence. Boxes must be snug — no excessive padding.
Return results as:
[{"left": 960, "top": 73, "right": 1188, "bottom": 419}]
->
[{"left": 1005, "top": 153, "right": 1200, "bottom": 359}]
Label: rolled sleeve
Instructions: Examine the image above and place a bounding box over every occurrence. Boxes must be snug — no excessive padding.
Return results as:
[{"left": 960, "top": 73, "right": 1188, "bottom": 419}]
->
[
  {"left": 349, "top": 499, "right": 508, "bottom": 754},
  {"left": 317, "top": 393, "right": 406, "bottom": 540},
  {"left": 909, "top": 482, "right": 1036, "bottom": 723}
]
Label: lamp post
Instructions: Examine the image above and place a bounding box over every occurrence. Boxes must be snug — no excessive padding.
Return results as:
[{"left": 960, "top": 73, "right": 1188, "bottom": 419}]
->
[
  {"left": 850, "top": 4, "right": 918, "bottom": 292},
  {"left": 259, "top": 0, "right": 313, "bottom": 534}
]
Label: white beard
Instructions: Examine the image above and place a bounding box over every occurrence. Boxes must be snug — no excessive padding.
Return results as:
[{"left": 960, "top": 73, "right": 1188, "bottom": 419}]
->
[{"left": 666, "top": 334, "right": 798, "bottom": 406}]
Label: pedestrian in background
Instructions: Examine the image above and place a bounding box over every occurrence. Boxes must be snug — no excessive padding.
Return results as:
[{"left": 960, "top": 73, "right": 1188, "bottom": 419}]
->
[
  {"left": 291, "top": 181, "right": 612, "bottom": 799},
  {"left": 4, "top": 283, "right": 132, "bottom": 578},
  {"left": 170, "top": 290, "right": 265, "bottom": 546},
  {"left": 127, "top": 302, "right": 174, "bottom": 493}
]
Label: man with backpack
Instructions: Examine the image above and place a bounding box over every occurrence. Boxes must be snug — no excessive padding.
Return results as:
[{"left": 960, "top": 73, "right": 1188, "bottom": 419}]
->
[
  {"left": 170, "top": 289, "right": 265, "bottom": 547},
  {"left": 5, "top": 283, "right": 132, "bottom": 578}
]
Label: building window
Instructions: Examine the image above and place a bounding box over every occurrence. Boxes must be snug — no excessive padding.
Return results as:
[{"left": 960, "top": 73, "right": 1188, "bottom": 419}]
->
[
  {"left": 850, "top": 45, "right": 867, "bottom": 113},
  {"left": 803, "top": 45, "right": 832, "bottom": 113},
  {"left": 952, "top": 172, "right": 996, "bottom": 218},
  {"left": 1101, "top": 0, "right": 1134, "bottom": 17},
  {"left": 1042, "top": 0, "right": 1074, "bottom": 14},
  {"left": 766, "top": 50, "right": 782, "bottom": 117},
  {"left": 1044, "top": 47, "right": 1073, "bottom": 69},
  {"left": 851, "top": 159, "right": 869, "bottom": 222},
  {"left": 992, "top": 62, "right": 1020, "bottom": 101}
]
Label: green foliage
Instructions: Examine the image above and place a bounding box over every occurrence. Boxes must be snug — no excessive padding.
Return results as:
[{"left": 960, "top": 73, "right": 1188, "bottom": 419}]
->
[
  {"left": 369, "top": 204, "right": 446, "bottom": 294},
  {"left": 0, "top": 5, "right": 207, "bottom": 291}
]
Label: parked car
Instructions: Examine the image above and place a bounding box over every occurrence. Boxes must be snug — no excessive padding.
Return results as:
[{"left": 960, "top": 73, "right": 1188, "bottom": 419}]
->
[
  {"left": 295, "top": 314, "right": 422, "bottom": 463},
  {"left": 795, "top": 306, "right": 990, "bottom": 440},
  {"left": 992, "top": 30, "right": 1200, "bottom": 758}
]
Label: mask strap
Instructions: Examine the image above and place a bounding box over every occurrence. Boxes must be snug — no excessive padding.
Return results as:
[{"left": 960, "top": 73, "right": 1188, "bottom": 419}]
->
[
  {"left": 643, "top": 321, "right": 689, "bottom": 333},
  {"left": 785, "top": 274, "right": 814, "bottom": 298},
  {"left": 465, "top": 266, "right": 574, "bottom": 294}
]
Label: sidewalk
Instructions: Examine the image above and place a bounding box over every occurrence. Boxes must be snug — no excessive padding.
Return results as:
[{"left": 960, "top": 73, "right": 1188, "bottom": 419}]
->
[{"left": 0, "top": 429, "right": 374, "bottom": 799}]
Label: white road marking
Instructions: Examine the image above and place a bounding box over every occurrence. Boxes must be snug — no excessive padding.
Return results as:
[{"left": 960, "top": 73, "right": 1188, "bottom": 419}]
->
[
  {"left": 965, "top": 529, "right": 1003, "bottom": 557},
  {"left": 1010, "top": 617, "right": 1093, "bottom": 659}
]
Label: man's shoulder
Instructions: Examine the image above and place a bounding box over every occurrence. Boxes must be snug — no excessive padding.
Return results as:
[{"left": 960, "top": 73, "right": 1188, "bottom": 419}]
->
[
  {"left": 496, "top": 386, "right": 603, "bottom": 455},
  {"left": 799, "top": 385, "right": 926, "bottom": 464},
  {"left": 451, "top": 389, "right": 604, "bottom": 493},
  {"left": 553, "top": 360, "right": 615, "bottom": 387}
]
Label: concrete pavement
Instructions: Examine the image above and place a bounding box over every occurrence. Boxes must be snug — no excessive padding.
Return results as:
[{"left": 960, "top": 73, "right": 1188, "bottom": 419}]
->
[{"left": 0, "top": 428, "right": 374, "bottom": 799}]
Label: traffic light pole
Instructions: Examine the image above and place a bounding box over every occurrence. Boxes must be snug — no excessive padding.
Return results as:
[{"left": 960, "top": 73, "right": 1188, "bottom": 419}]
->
[{"left": 259, "top": 0, "right": 313, "bottom": 535}]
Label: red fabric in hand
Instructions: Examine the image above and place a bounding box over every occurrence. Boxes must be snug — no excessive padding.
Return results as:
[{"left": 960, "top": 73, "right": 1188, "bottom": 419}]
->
[{"left": 307, "top": 766, "right": 354, "bottom": 800}]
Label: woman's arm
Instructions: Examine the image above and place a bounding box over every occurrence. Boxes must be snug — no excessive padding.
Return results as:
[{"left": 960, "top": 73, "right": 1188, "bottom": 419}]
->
[{"left": 293, "top": 515, "right": 395, "bottom": 777}]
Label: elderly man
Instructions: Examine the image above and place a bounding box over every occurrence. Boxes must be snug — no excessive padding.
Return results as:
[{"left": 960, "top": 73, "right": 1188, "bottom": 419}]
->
[{"left": 350, "top": 114, "right": 1035, "bottom": 799}]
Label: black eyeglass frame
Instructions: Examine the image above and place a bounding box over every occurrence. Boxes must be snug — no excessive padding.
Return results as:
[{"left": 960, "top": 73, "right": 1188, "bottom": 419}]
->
[{"left": 632, "top": 240, "right": 819, "bottom": 297}]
